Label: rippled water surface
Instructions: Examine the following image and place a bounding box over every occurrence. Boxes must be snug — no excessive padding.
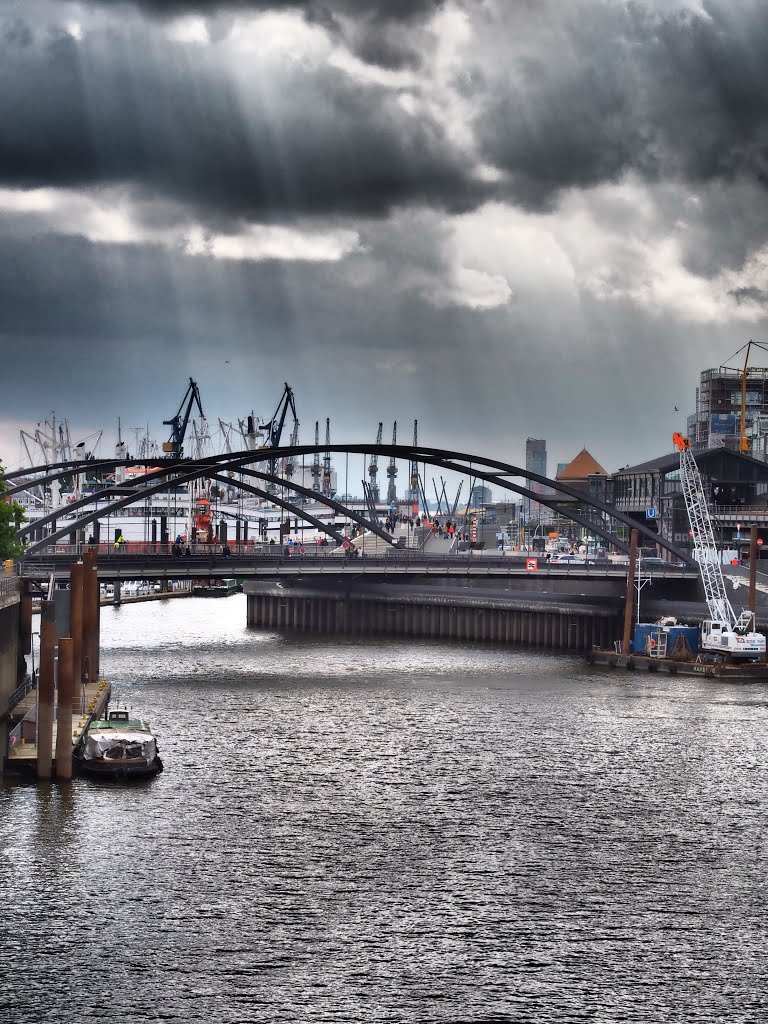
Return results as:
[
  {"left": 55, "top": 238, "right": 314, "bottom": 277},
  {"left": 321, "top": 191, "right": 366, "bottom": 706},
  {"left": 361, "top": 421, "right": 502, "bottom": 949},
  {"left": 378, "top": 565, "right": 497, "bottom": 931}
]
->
[{"left": 3, "top": 595, "right": 768, "bottom": 1022}]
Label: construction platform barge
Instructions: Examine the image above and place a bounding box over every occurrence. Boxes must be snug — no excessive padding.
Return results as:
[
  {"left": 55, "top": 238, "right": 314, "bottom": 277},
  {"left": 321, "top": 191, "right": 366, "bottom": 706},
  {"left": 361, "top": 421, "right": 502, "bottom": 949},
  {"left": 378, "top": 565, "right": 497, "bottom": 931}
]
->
[{"left": 586, "top": 647, "right": 768, "bottom": 680}]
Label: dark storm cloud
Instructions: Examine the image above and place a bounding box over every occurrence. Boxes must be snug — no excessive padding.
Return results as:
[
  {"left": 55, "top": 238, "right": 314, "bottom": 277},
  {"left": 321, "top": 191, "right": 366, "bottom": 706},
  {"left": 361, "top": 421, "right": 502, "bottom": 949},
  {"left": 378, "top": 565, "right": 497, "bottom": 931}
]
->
[
  {"left": 4, "top": 1, "right": 768, "bottom": 232},
  {"left": 0, "top": 223, "right": 484, "bottom": 441},
  {"left": 94, "top": 0, "right": 446, "bottom": 67},
  {"left": 729, "top": 286, "right": 768, "bottom": 307},
  {"left": 108, "top": 0, "right": 441, "bottom": 16},
  {"left": 0, "top": 222, "right": 752, "bottom": 472},
  {"left": 0, "top": 17, "right": 487, "bottom": 221},
  {"left": 472, "top": 1, "right": 768, "bottom": 209}
]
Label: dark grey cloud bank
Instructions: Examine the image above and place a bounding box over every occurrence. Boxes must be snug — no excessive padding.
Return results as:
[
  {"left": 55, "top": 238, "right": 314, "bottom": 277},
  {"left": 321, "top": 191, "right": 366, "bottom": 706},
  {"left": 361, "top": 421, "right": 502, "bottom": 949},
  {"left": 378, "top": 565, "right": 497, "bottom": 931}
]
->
[
  {"left": 99, "top": 0, "right": 447, "bottom": 69},
  {"left": 2, "top": 0, "right": 768, "bottom": 230},
  {"left": 0, "top": 221, "right": 718, "bottom": 469},
  {"left": 472, "top": 2, "right": 768, "bottom": 210},
  {"left": 0, "top": 25, "right": 484, "bottom": 221},
  {"left": 1, "top": 0, "right": 768, "bottom": 470}
]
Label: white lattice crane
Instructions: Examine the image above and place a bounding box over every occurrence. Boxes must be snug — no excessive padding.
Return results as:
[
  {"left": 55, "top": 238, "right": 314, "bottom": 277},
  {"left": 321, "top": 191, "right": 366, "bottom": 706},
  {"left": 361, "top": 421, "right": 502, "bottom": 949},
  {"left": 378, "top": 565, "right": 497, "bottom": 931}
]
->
[{"left": 673, "top": 432, "right": 764, "bottom": 657}]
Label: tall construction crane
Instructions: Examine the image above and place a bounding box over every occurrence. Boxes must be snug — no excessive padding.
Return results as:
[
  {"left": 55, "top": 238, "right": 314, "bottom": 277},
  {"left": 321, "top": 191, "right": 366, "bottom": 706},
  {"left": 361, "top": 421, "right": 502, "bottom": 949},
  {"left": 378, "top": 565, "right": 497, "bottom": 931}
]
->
[
  {"left": 673, "top": 431, "right": 764, "bottom": 658},
  {"left": 322, "top": 418, "right": 335, "bottom": 497},
  {"left": 163, "top": 378, "right": 204, "bottom": 457},
  {"left": 311, "top": 421, "right": 322, "bottom": 493},
  {"left": 368, "top": 422, "right": 383, "bottom": 503},
  {"left": 409, "top": 419, "right": 419, "bottom": 506},
  {"left": 386, "top": 421, "right": 398, "bottom": 507},
  {"left": 722, "top": 340, "right": 768, "bottom": 454}
]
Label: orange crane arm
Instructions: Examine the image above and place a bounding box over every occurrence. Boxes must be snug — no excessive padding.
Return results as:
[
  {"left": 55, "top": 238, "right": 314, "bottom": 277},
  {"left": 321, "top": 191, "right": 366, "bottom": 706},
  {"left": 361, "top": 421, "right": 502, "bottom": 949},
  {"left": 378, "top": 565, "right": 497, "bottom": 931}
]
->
[{"left": 672, "top": 432, "right": 690, "bottom": 451}]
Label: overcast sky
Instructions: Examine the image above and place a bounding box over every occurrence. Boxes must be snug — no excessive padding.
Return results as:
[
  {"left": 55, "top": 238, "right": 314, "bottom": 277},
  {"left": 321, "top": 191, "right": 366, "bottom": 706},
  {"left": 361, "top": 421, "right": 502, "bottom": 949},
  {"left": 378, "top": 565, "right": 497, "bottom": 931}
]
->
[{"left": 2, "top": 0, "right": 768, "bottom": 481}]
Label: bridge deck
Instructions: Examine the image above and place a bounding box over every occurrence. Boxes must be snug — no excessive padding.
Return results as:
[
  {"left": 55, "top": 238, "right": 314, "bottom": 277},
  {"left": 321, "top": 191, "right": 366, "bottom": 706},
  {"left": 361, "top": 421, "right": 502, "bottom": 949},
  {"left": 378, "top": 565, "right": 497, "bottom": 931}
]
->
[{"left": 18, "top": 550, "right": 699, "bottom": 582}]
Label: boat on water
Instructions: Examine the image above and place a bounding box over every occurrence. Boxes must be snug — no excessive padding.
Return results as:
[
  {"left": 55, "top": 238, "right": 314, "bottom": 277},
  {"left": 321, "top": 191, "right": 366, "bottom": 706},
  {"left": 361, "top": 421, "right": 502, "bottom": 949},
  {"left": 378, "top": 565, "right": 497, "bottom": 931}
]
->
[
  {"left": 192, "top": 577, "right": 240, "bottom": 597},
  {"left": 75, "top": 710, "right": 163, "bottom": 779}
]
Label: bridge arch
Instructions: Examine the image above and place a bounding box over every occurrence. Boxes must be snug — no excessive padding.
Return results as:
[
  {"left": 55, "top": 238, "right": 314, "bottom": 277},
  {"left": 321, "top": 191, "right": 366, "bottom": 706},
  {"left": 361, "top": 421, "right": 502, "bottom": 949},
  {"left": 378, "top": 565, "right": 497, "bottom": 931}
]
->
[{"left": 11, "top": 444, "right": 691, "bottom": 563}]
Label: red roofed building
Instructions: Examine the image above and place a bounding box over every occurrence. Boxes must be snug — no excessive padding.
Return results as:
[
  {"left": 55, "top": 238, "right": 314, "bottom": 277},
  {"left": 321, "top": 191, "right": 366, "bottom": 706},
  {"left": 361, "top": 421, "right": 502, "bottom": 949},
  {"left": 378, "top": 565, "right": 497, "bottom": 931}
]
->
[{"left": 555, "top": 448, "right": 610, "bottom": 502}]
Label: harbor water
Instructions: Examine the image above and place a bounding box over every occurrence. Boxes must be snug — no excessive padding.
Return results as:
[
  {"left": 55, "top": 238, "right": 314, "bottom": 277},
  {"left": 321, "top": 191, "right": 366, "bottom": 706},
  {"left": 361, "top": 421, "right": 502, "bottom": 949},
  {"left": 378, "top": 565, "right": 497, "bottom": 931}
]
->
[{"left": 2, "top": 595, "right": 767, "bottom": 1022}]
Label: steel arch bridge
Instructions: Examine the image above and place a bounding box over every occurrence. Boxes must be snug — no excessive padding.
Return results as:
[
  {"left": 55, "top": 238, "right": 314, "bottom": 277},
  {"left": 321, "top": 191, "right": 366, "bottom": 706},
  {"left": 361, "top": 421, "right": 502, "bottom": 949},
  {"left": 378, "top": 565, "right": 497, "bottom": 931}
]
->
[{"left": 5, "top": 444, "right": 691, "bottom": 563}]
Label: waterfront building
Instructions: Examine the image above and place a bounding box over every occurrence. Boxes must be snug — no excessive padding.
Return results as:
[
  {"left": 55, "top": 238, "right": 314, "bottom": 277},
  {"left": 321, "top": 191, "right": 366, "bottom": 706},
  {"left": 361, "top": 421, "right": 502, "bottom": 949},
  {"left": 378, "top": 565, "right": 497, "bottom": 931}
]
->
[
  {"left": 611, "top": 447, "right": 768, "bottom": 557},
  {"left": 555, "top": 449, "right": 609, "bottom": 501}
]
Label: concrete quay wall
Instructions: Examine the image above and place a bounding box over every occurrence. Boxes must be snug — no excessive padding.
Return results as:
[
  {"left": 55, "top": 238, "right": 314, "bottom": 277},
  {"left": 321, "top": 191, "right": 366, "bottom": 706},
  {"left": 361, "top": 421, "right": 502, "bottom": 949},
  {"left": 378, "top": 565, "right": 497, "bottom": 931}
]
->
[
  {"left": 244, "top": 580, "right": 623, "bottom": 651},
  {"left": 0, "top": 581, "right": 21, "bottom": 764}
]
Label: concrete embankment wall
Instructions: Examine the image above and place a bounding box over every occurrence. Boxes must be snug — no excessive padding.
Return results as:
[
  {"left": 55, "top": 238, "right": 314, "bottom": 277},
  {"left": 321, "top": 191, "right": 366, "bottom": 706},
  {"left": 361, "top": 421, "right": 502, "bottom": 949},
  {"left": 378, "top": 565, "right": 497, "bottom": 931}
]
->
[
  {"left": 0, "top": 589, "right": 20, "bottom": 703},
  {"left": 245, "top": 581, "right": 622, "bottom": 651},
  {"left": 0, "top": 584, "right": 21, "bottom": 765}
]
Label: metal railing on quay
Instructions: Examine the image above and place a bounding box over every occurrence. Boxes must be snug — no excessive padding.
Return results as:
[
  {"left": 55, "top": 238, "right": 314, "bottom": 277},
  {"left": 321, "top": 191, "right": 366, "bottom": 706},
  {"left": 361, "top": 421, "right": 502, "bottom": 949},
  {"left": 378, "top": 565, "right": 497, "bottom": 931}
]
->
[
  {"left": 709, "top": 505, "right": 768, "bottom": 517},
  {"left": 7, "top": 674, "right": 36, "bottom": 713},
  {"left": 0, "top": 575, "right": 20, "bottom": 597}
]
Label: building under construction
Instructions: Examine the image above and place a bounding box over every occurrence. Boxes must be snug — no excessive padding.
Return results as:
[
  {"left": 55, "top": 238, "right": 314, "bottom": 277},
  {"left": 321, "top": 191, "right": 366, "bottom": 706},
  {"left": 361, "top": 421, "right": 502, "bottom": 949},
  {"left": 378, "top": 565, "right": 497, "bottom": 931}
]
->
[{"left": 687, "top": 360, "right": 768, "bottom": 456}]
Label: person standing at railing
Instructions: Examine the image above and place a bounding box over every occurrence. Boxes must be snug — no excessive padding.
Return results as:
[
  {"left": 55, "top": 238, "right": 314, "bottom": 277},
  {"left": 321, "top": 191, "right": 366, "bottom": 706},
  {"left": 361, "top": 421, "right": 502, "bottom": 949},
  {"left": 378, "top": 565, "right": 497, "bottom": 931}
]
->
[{"left": 114, "top": 533, "right": 126, "bottom": 553}]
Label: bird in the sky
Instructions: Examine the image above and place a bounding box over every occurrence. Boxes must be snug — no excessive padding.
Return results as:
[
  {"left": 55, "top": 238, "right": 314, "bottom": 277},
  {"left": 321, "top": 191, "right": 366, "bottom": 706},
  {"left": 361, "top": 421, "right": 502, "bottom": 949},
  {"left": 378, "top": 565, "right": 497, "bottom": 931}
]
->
[{"left": 674, "top": 406, "right": 679, "bottom": 411}]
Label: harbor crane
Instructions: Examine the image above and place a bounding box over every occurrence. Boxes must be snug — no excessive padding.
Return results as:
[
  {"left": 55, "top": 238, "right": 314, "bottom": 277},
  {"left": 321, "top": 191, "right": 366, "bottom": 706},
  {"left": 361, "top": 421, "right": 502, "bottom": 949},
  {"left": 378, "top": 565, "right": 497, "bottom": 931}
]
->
[
  {"left": 163, "top": 378, "right": 204, "bottom": 457},
  {"left": 284, "top": 415, "right": 300, "bottom": 483},
  {"left": 409, "top": 420, "right": 419, "bottom": 506},
  {"left": 386, "top": 422, "right": 398, "bottom": 506},
  {"left": 260, "top": 382, "right": 298, "bottom": 491},
  {"left": 311, "top": 422, "right": 322, "bottom": 492},
  {"left": 368, "top": 422, "right": 383, "bottom": 503},
  {"left": 261, "top": 383, "right": 298, "bottom": 454},
  {"left": 322, "top": 418, "right": 335, "bottom": 497},
  {"left": 673, "top": 431, "right": 765, "bottom": 658}
]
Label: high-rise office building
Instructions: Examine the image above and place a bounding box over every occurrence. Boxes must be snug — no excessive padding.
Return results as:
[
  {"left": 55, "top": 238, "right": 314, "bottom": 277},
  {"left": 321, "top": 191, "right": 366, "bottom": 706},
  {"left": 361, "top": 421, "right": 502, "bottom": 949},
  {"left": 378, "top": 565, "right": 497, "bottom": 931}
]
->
[
  {"left": 523, "top": 438, "right": 549, "bottom": 524},
  {"left": 526, "top": 438, "right": 547, "bottom": 477}
]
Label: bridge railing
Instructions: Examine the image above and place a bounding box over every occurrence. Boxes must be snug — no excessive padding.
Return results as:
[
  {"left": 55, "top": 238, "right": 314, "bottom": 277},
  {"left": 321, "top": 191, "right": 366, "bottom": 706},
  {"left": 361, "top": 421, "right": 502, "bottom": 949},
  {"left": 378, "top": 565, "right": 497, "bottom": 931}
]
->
[
  {"left": 710, "top": 505, "right": 768, "bottom": 518},
  {"left": 17, "top": 552, "right": 696, "bottom": 581}
]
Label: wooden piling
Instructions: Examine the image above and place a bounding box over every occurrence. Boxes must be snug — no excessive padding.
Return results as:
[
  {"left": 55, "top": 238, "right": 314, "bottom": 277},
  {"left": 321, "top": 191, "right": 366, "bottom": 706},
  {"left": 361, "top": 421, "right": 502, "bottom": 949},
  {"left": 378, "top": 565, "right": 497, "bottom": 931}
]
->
[
  {"left": 82, "top": 562, "right": 99, "bottom": 685},
  {"left": 19, "top": 579, "right": 33, "bottom": 674},
  {"left": 36, "top": 601, "right": 56, "bottom": 780},
  {"left": 621, "top": 529, "right": 639, "bottom": 655},
  {"left": 55, "top": 637, "right": 74, "bottom": 780},
  {"left": 70, "top": 562, "right": 85, "bottom": 689}
]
